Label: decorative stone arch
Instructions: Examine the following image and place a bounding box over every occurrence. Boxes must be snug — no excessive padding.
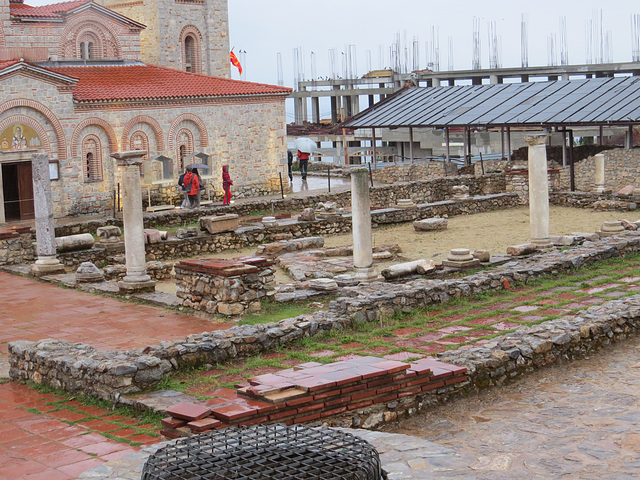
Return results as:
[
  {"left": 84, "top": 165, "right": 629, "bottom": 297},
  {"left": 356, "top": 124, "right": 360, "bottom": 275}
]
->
[
  {"left": 71, "top": 117, "right": 117, "bottom": 158},
  {"left": 0, "top": 98, "right": 66, "bottom": 159},
  {"left": 168, "top": 113, "right": 208, "bottom": 152},
  {"left": 121, "top": 115, "right": 165, "bottom": 152},
  {"left": 179, "top": 25, "right": 203, "bottom": 73},
  {"left": 0, "top": 114, "right": 52, "bottom": 153},
  {"left": 59, "top": 18, "right": 121, "bottom": 59}
]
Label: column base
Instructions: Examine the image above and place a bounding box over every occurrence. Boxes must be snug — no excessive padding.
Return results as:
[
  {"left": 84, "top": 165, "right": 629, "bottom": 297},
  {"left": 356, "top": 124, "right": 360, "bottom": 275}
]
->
[
  {"left": 31, "top": 256, "right": 66, "bottom": 277},
  {"left": 532, "top": 239, "right": 555, "bottom": 251},
  {"left": 354, "top": 266, "right": 383, "bottom": 283},
  {"left": 595, "top": 185, "right": 606, "bottom": 194},
  {"left": 118, "top": 278, "right": 156, "bottom": 294}
]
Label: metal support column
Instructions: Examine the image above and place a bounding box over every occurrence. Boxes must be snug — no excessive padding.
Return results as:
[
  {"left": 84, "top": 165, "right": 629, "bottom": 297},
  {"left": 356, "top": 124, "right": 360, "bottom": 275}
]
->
[
  {"left": 507, "top": 127, "right": 512, "bottom": 162},
  {"left": 371, "top": 128, "right": 377, "bottom": 169},
  {"left": 409, "top": 127, "right": 414, "bottom": 163},
  {"left": 445, "top": 127, "right": 451, "bottom": 162}
]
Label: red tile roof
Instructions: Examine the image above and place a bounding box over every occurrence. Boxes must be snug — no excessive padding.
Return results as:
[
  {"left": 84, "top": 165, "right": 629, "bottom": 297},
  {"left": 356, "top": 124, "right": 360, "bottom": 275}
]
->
[
  {"left": 10, "top": 0, "right": 89, "bottom": 19},
  {"left": 44, "top": 64, "right": 292, "bottom": 102}
]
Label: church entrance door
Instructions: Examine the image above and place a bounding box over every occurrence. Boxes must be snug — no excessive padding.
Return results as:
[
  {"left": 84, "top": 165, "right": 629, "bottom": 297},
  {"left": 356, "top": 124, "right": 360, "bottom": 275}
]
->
[{"left": 2, "top": 161, "right": 34, "bottom": 222}]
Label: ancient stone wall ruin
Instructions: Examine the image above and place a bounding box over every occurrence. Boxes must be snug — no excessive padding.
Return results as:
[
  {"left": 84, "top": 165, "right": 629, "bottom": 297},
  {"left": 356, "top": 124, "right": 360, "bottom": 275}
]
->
[{"left": 9, "top": 232, "right": 640, "bottom": 429}]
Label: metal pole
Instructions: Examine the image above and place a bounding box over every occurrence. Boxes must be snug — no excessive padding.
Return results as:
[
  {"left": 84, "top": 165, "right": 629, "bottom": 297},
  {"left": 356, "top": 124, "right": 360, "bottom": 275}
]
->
[
  {"left": 371, "top": 127, "right": 377, "bottom": 168},
  {"left": 279, "top": 172, "right": 284, "bottom": 199},
  {"left": 562, "top": 129, "right": 567, "bottom": 167},
  {"left": 466, "top": 127, "right": 472, "bottom": 166},
  {"left": 368, "top": 162, "right": 373, "bottom": 187},
  {"left": 445, "top": 127, "right": 450, "bottom": 162},
  {"left": 507, "top": 127, "right": 512, "bottom": 162},
  {"left": 328, "top": 166, "right": 331, "bottom": 193},
  {"left": 117, "top": 183, "right": 121, "bottom": 212},
  {"left": 501, "top": 126, "right": 505, "bottom": 160},
  {"left": 409, "top": 127, "right": 414, "bottom": 163},
  {"left": 569, "top": 129, "right": 575, "bottom": 192},
  {"left": 599, "top": 125, "right": 604, "bottom": 146},
  {"left": 480, "top": 152, "right": 485, "bottom": 175}
]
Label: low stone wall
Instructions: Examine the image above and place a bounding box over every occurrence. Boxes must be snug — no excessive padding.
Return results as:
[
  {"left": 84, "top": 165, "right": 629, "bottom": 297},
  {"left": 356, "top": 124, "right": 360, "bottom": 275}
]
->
[
  {"left": 0, "top": 228, "right": 33, "bottom": 265},
  {"left": 29, "top": 193, "right": 518, "bottom": 270},
  {"left": 51, "top": 174, "right": 507, "bottom": 236},
  {"left": 371, "top": 161, "right": 458, "bottom": 184},
  {"left": 550, "top": 191, "right": 640, "bottom": 210},
  {"left": 504, "top": 168, "right": 562, "bottom": 203},
  {"left": 9, "top": 232, "right": 640, "bottom": 409}
]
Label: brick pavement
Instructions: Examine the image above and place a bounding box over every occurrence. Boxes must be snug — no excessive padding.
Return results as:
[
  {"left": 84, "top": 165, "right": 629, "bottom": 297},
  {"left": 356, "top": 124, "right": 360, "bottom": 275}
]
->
[{"left": 0, "top": 272, "right": 232, "bottom": 479}]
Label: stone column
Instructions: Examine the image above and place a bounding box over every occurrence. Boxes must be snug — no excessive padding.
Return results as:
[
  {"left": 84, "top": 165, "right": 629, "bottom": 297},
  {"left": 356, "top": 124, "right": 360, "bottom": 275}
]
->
[
  {"left": 112, "top": 150, "right": 155, "bottom": 293},
  {"left": 594, "top": 153, "right": 605, "bottom": 193},
  {"left": 525, "top": 134, "right": 553, "bottom": 250},
  {"left": 351, "top": 167, "right": 379, "bottom": 282},
  {"left": 30, "top": 153, "right": 65, "bottom": 277}
]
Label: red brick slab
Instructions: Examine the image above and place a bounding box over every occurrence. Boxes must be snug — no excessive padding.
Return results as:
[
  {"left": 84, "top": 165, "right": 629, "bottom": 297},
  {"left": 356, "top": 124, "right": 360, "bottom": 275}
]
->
[{"left": 166, "top": 403, "right": 211, "bottom": 421}]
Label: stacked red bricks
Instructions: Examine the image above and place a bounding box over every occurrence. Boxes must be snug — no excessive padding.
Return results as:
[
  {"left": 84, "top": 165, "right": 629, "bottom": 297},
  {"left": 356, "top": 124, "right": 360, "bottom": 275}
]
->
[{"left": 161, "top": 356, "right": 467, "bottom": 438}]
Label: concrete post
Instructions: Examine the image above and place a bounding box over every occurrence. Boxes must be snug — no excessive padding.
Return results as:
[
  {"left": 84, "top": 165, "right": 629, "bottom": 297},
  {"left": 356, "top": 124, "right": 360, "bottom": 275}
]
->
[
  {"left": 112, "top": 150, "right": 156, "bottom": 293},
  {"left": 30, "top": 153, "right": 65, "bottom": 277},
  {"left": 351, "top": 167, "right": 379, "bottom": 282},
  {"left": 594, "top": 153, "right": 605, "bottom": 193},
  {"left": 525, "top": 134, "right": 553, "bottom": 250}
]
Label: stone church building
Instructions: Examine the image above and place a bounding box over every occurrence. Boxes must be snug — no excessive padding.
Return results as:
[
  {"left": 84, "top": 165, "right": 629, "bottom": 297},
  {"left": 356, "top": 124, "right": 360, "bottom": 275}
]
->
[{"left": 0, "top": 0, "right": 290, "bottom": 223}]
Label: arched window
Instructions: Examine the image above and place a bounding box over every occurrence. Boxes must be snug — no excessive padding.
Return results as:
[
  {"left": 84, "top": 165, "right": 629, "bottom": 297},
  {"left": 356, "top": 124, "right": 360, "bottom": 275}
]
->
[
  {"left": 78, "top": 31, "right": 101, "bottom": 60},
  {"left": 82, "top": 135, "right": 102, "bottom": 181},
  {"left": 184, "top": 35, "right": 195, "bottom": 72},
  {"left": 180, "top": 27, "right": 202, "bottom": 73},
  {"left": 176, "top": 129, "right": 194, "bottom": 169},
  {"left": 131, "top": 131, "right": 149, "bottom": 176}
]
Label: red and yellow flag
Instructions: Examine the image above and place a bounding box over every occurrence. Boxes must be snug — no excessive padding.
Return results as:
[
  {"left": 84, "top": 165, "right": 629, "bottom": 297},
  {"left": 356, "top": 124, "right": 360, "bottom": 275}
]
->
[{"left": 230, "top": 49, "right": 242, "bottom": 75}]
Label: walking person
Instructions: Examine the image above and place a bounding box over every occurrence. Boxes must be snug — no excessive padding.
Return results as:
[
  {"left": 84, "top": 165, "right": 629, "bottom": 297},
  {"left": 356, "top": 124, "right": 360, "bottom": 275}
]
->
[
  {"left": 222, "top": 165, "right": 233, "bottom": 205},
  {"left": 184, "top": 166, "right": 199, "bottom": 208},
  {"left": 192, "top": 167, "right": 203, "bottom": 208},
  {"left": 178, "top": 166, "right": 193, "bottom": 209},
  {"left": 287, "top": 150, "right": 293, "bottom": 182},
  {"left": 296, "top": 150, "right": 309, "bottom": 180}
]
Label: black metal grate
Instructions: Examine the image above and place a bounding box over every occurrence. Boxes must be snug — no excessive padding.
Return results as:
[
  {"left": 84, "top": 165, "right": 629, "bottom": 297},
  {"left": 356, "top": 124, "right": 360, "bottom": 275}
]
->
[{"left": 142, "top": 424, "right": 387, "bottom": 480}]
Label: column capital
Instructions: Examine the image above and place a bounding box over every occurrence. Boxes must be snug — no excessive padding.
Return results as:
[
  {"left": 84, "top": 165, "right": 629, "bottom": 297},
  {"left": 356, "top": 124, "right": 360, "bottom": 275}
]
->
[
  {"left": 111, "top": 150, "right": 147, "bottom": 167},
  {"left": 524, "top": 133, "right": 549, "bottom": 146}
]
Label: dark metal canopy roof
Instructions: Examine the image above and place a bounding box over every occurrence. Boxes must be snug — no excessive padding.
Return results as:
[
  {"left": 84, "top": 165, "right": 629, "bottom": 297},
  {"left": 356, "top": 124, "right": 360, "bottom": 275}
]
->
[{"left": 345, "top": 76, "right": 640, "bottom": 129}]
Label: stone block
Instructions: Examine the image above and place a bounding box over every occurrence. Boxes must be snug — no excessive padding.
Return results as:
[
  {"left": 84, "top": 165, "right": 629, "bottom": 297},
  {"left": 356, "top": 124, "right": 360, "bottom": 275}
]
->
[
  {"left": 618, "top": 185, "right": 635, "bottom": 196},
  {"left": 308, "top": 278, "right": 339, "bottom": 291},
  {"left": 472, "top": 250, "right": 491, "bottom": 262},
  {"left": 96, "top": 226, "right": 121, "bottom": 242},
  {"left": 200, "top": 214, "right": 240, "bottom": 234},
  {"left": 413, "top": 218, "right": 448, "bottom": 232},
  {"left": 297, "top": 208, "right": 316, "bottom": 222},
  {"left": 441, "top": 248, "right": 481, "bottom": 268},
  {"left": 381, "top": 259, "right": 435, "bottom": 279},
  {"left": 506, "top": 243, "right": 538, "bottom": 256},
  {"left": 144, "top": 229, "right": 163, "bottom": 244}
]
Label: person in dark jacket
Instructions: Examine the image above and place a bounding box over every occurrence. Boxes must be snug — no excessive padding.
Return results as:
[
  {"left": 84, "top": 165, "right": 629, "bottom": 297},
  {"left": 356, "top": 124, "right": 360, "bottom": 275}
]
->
[
  {"left": 184, "top": 168, "right": 199, "bottom": 208},
  {"left": 178, "top": 166, "right": 193, "bottom": 208},
  {"left": 287, "top": 150, "right": 293, "bottom": 181},
  {"left": 222, "top": 165, "right": 233, "bottom": 205}
]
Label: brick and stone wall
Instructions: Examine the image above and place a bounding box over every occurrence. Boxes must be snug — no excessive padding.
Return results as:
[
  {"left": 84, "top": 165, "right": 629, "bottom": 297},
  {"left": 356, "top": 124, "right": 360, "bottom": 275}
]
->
[
  {"left": 504, "top": 168, "right": 562, "bottom": 203},
  {"left": 0, "top": 71, "right": 288, "bottom": 219},
  {"left": 557, "top": 148, "right": 640, "bottom": 192},
  {"left": 175, "top": 256, "right": 276, "bottom": 315}
]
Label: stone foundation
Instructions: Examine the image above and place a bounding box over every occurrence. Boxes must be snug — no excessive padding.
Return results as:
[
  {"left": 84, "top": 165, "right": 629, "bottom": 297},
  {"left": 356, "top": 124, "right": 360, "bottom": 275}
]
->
[
  {"left": 175, "top": 257, "right": 276, "bottom": 316},
  {"left": 9, "top": 232, "right": 640, "bottom": 408}
]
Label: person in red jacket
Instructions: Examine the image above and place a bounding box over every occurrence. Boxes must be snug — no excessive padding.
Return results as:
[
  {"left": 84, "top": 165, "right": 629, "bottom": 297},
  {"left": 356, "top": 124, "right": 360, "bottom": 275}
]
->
[
  {"left": 183, "top": 167, "right": 200, "bottom": 208},
  {"left": 222, "top": 165, "right": 233, "bottom": 205},
  {"left": 297, "top": 150, "right": 309, "bottom": 180}
]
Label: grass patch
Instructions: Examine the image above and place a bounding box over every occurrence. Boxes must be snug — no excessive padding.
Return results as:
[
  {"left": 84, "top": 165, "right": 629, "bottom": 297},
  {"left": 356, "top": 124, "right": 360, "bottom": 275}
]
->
[{"left": 239, "top": 299, "right": 322, "bottom": 326}]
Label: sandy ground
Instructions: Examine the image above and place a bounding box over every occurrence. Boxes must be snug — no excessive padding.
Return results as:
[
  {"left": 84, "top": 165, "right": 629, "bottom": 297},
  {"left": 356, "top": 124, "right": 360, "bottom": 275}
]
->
[{"left": 155, "top": 206, "right": 631, "bottom": 293}]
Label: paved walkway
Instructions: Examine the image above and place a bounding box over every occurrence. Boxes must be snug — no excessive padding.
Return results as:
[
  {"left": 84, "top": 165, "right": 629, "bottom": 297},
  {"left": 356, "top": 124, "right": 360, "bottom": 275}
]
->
[{"left": 79, "top": 333, "right": 640, "bottom": 480}]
